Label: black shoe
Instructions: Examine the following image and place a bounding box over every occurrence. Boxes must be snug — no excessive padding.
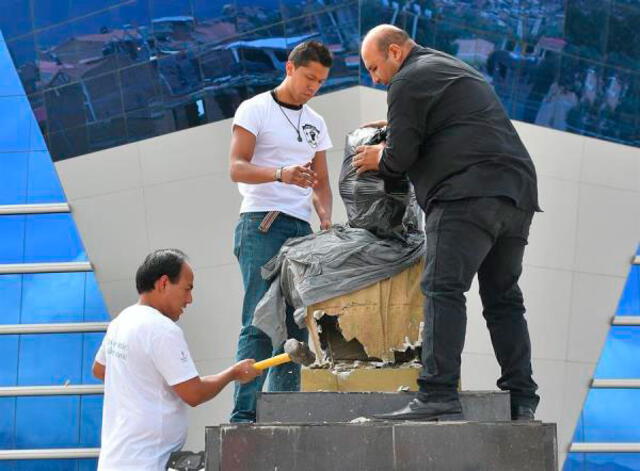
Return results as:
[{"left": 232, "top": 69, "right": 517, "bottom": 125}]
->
[
  {"left": 372, "top": 398, "right": 464, "bottom": 421},
  {"left": 511, "top": 405, "right": 535, "bottom": 421}
]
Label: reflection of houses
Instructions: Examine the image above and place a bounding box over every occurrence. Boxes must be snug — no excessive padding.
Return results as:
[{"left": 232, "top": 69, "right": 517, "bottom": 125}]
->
[
  {"left": 453, "top": 38, "right": 495, "bottom": 66},
  {"left": 220, "top": 33, "right": 319, "bottom": 75}
]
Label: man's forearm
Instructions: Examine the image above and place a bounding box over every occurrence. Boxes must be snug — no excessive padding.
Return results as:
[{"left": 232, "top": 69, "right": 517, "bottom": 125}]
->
[
  {"left": 230, "top": 159, "right": 277, "bottom": 184},
  {"left": 189, "top": 368, "right": 237, "bottom": 406},
  {"left": 313, "top": 184, "right": 332, "bottom": 223}
]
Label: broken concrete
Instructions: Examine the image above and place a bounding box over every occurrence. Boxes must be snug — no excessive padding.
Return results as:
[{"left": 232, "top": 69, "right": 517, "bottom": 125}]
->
[{"left": 305, "top": 260, "right": 425, "bottom": 363}]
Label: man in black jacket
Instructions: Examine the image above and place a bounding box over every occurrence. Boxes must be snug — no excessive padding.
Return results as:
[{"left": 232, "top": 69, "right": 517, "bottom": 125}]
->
[{"left": 354, "top": 24, "right": 540, "bottom": 421}]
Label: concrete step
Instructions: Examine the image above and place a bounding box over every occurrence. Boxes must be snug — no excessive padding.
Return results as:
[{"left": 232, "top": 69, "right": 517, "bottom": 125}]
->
[
  {"left": 256, "top": 390, "right": 511, "bottom": 423},
  {"left": 205, "top": 421, "right": 557, "bottom": 471}
]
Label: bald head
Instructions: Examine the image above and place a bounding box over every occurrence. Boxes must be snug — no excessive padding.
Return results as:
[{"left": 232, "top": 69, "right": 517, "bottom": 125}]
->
[
  {"left": 362, "top": 24, "right": 412, "bottom": 58},
  {"left": 361, "top": 25, "right": 415, "bottom": 85}
]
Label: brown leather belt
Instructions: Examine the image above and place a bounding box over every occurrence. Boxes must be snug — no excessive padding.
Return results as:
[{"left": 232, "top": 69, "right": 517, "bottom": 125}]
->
[{"left": 258, "top": 211, "right": 280, "bottom": 233}]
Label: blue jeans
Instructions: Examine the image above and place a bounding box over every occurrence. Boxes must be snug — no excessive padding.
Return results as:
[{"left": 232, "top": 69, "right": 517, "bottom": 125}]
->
[{"left": 230, "top": 212, "right": 311, "bottom": 423}]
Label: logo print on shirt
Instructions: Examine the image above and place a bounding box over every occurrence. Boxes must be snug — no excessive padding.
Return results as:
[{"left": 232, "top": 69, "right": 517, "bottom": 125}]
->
[
  {"left": 180, "top": 351, "right": 188, "bottom": 362},
  {"left": 302, "top": 124, "right": 320, "bottom": 148}
]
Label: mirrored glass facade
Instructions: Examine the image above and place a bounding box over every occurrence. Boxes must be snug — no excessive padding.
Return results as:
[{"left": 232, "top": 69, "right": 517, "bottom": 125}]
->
[
  {"left": 0, "top": 29, "right": 109, "bottom": 471},
  {"left": 565, "top": 245, "right": 640, "bottom": 471},
  {"left": 1, "top": 0, "right": 638, "bottom": 161}
]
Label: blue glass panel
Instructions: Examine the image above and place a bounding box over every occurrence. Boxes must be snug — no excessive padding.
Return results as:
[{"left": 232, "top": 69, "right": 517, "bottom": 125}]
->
[
  {"left": 236, "top": 0, "right": 282, "bottom": 33},
  {"left": 29, "top": 119, "right": 48, "bottom": 153},
  {"left": 120, "top": 62, "right": 163, "bottom": 113},
  {"left": 82, "top": 72, "right": 124, "bottom": 121},
  {"left": 583, "top": 453, "right": 640, "bottom": 470},
  {"left": 24, "top": 214, "right": 87, "bottom": 263},
  {"left": 70, "top": 0, "right": 122, "bottom": 20},
  {"left": 193, "top": 0, "right": 238, "bottom": 45},
  {"left": 4, "top": 36, "right": 37, "bottom": 95},
  {"left": 152, "top": 0, "right": 194, "bottom": 18},
  {"left": 0, "top": 96, "right": 32, "bottom": 152},
  {"left": 44, "top": 84, "right": 88, "bottom": 134},
  {"left": 33, "top": 22, "right": 75, "bottom": 73},
  {"left": 616, "top": 265, "right": 640, "bottom": 316},
  {"left": 0, "top": 462, "right": 15, "bottom": 471},
  {"left": 27, "top": 151, "right": 66, "bottom": 203},
  {"left": 82, "top": 333, "right": 106, "bottom": 384},
  {"left": 22, "top": 273, "right": 86, "bottom": 324},
  {"left": 18, "top": 334, "right": 83, "bottom": 385},
  {"left": 78, "top": 460, "right": 98, "bottom": 471},
  {"left": 562, "top": 452, "right": 584, "bottom": 471},
  {"left": 0, "top": 153, "right": 28, "bottom": 205},
  {"left": 595, "top": 326, "right": 640, "bottom": 377},
  {"left": 125, "top": 107, "right": 176, "bottom": 142},
  {"left": 0, "top": 397, "right": 16, "bottom": 450},
  {"left": 79, "top": 395, "right": 103, "bottom": 447},
  {"left": 15, "top": 396, "right": 80, "bottom": 448},
  {"left": 0, "top": 39, "right": 25, "bottom": 97},
  {"left": 0, "top": 215, "right": 25, "bottom": 264},
  {"left": 0, "top": 336, "right": 18, "bottom": 386},
  {"left": 46, "top": 127, "right": 90, "bottom": 162},
  {"left": 572, "top": 410, "right": 585, "bottom": 442},
  {"left": 84, "top": 273, "right": 109, "bottom": 322},
  {"left": 87, "top": 117, "right": 127, "bottom": 153},
  {"left": 0, "top": 275, "right": 22, "bottom": 324},
  {"left": 606, "top": 2, "right": 640, "bottom": 69},
  {"left": 615, "top": 273, "right": 640, "bottom": 314},
  {"left": 13, "top": 461, "right": 79, "bottom": 471},
  {"left": 581, "top": 389, "right": 640, "bottom": 442},
  {"left": 32, "top": 0, "right": 71, "bottom": 30},
  {"left": 564, "top": 0, "right": 610, "bottom": 60},
  {"left": 0, "top": 0, "right": 32, "bottom": 41}
]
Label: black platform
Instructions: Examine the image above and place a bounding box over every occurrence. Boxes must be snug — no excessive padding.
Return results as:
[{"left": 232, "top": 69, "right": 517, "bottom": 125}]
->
[{"left": 204, "top": 391, "right": 557, "bottom": 471}]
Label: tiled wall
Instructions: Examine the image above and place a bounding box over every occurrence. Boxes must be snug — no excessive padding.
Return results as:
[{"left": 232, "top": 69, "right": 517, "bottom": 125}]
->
[
  {"left": 1, "top": 0, "right": 638, "bottom": 161},
  {"left": 0, "top": 31, "right": 109, "bottom": 471}
]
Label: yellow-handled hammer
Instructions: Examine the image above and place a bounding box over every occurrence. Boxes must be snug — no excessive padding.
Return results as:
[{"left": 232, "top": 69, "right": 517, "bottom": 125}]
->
[{"left": 253, "top": 339, "right": 316, "bottom": 370}]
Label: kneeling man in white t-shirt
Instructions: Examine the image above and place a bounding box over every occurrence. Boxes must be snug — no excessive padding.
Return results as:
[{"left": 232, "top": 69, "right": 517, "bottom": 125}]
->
[{"left": 93, "top": 248, "right": 260, "bottom": 471}]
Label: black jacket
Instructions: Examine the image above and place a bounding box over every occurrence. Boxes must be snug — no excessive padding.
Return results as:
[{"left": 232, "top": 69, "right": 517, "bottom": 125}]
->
[{"left": 378, "top": 46, "right": 541, "bottom": 212}]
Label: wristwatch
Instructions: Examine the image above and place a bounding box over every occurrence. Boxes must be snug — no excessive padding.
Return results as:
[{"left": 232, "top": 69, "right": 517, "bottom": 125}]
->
[{"left": 275, "top": 167, "right": 283, "bottom": 182}]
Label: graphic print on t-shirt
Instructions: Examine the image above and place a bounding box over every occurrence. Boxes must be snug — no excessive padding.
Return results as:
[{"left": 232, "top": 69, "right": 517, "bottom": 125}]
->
[{"left": 302, "top": 123, "right": 320, "bottom": 148}]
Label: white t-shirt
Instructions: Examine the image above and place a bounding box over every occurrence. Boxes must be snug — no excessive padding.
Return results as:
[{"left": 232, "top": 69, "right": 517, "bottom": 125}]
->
[
  {"left": 232, "top": 90, "right": 333, "bottom": 223},
  {"left": 95, "top": 304, "right": 199, "bottom": 471}
]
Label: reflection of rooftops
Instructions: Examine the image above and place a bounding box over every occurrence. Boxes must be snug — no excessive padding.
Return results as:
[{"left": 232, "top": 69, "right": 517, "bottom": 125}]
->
[
  {"left": 536, "top": 37, "right": 566, "bottom": 53},
  {"left": 222, "top": 33, "right": 318, "bottom": 50},
  {"left": 152, "top": 16, "right": 195, "bottom": 23}
]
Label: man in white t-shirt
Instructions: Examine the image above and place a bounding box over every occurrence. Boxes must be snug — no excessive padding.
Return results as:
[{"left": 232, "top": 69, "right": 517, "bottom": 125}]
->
[
  {"left": 228, "top": 40, "right": 334, "bottom": 422},
  {"left": 92, "top": 249, "right": 260, "bottom": 471}
]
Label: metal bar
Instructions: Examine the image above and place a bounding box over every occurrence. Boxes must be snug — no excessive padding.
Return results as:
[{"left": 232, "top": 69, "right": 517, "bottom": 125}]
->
[
  {"left": 0, "top": 262, "right": 92, "bottom": 274},
  {"left": 0, "top": 322, "right": 109, "bottom": 335},
  {"left": 592, "top": 379, "right": 640, "bottom": 388},
  {"left": 633, "top": 255, "right": 639, "bottom": 265},
  {"left": 612, "top": 316, "right": 640, "bottom": 326},
  {"left": 570, "top": 442, "right": 640, "bottom": 453},
  {"left": 0, "top": 203, "right": 70, "bottom": 215},
  {"left": 0, "top": 448, "right": 100, "bottom": 460},
  {"left": 0, "top": 384, "right": 104, "bottom": 397}
]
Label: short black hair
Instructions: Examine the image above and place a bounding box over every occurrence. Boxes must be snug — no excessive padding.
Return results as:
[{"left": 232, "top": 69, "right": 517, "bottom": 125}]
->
[
  {"left": 288, "top": 40, "right": 333, "bottom": 68},
  {"left": 135, "top": 249, "right": 189, "bottom": 294}
]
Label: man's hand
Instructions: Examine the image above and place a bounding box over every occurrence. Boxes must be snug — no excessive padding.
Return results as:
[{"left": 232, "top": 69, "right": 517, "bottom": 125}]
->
[
  {"left": 231, "top": 359, "right": 261, "bottom": 384},
  {"left": 360, "top": 120, "right": 387, "bottom": 129},
  {"left": 282, "top": 162, "right": 317, "bottom": 188},
  {"left": 352, "top": 144, "right": 384, "bottom": 175},
  {"left": 319, "top": 219, "right": 332, "bottom": 230}
]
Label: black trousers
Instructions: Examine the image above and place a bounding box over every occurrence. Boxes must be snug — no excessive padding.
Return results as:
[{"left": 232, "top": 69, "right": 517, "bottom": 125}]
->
[{"left": 417, "top": 197, "right": 540, "bottom": 411}]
